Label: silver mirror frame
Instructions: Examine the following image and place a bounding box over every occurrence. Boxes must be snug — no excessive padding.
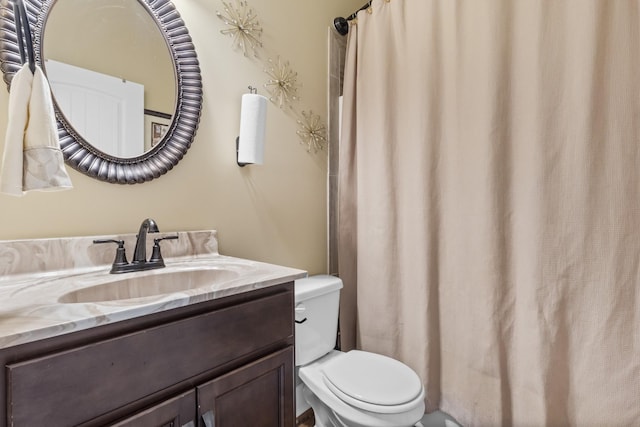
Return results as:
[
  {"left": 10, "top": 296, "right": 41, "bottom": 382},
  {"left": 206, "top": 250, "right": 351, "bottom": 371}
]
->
[{"left": 0, "top": 0, "right": 202, "bottom": 184}]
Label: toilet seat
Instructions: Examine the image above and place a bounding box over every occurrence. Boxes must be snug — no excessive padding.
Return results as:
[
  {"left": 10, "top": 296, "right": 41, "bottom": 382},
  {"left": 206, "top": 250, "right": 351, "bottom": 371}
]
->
[
  {"left": 300, "top": 350, "right": 426, "bottom": 427},
  {"left": 321, "top": 350, "right": 424, "bottom": 414}
]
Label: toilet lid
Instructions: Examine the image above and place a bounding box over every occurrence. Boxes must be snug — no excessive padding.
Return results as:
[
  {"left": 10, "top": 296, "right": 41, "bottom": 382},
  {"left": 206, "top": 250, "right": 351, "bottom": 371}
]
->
[{"left": 322, "top": 350, "right": 423, "bottom": 408}]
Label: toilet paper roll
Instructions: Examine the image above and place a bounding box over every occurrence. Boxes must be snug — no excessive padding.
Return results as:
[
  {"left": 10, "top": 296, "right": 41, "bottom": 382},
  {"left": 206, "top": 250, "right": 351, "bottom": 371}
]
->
[{"left": 238, "top": 93, "right": 267, "bottom": 165}]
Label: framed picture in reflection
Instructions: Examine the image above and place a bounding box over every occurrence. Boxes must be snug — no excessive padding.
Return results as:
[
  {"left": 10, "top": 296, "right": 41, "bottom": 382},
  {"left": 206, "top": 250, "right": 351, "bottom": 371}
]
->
[{"left": 151, "top": 122, "right": 169, "bottom": 147}]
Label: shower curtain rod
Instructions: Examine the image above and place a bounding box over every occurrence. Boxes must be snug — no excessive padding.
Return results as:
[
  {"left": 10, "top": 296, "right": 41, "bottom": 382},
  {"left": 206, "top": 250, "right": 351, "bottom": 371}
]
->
[{"left": 333, "top": 1, "right": 371, "bottom": 36}]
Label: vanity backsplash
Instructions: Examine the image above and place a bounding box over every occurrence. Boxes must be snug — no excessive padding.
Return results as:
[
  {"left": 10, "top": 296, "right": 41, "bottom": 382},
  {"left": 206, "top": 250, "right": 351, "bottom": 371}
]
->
[{"left": 0, "top": 230, "right": 219, "bottom": 278}]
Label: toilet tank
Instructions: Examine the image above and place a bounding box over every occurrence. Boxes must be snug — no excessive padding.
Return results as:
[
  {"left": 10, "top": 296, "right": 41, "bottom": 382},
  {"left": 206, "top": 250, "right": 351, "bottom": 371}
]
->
[{"left": 294, "top": 275, "right": 343, "bottom": 366}]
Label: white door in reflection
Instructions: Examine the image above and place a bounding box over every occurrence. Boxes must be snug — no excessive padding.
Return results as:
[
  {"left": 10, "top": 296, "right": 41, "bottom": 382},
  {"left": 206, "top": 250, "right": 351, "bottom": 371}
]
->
[{"left": 45, "top": 59, "right": 144, "bottom": 158}]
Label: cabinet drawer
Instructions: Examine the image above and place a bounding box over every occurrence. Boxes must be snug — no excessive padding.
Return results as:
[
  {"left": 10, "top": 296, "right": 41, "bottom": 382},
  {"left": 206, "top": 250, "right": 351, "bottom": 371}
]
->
[{"left": 7, "top": 291, "right": 292, "bottom": 427}]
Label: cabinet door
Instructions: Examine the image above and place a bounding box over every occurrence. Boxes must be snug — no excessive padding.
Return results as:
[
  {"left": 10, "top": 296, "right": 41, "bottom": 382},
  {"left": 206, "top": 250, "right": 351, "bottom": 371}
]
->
[
  {"left": 109, "top": 390, "right": 196, "bottom": 427},
  {"left": 197, "top": 347, "right": 294, "bottom": 427}
]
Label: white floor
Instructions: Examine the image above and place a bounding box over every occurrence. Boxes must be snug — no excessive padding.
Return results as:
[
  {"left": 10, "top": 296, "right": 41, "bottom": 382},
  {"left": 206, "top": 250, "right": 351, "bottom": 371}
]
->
[{"left": 418, "top": 410, "right": 462, "bottom": 427}]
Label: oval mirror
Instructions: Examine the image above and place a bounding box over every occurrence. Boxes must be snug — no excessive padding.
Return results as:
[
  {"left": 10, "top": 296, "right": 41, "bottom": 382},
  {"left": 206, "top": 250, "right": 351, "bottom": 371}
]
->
[
  {"left": 0, "top": 0, "right": 202, "bottom": 184},
  {"left": 43, "top": 0, "right": 177, "bottom": 159}
]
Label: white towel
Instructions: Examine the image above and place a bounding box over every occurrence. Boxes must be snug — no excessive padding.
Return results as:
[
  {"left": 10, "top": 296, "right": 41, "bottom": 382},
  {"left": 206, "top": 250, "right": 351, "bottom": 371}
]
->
[
  {"left": 0, "top": 64, "right": 31, "bottom": 196},
  {"left": 0, "top": 64, "right": 72, "bottom": 196}
]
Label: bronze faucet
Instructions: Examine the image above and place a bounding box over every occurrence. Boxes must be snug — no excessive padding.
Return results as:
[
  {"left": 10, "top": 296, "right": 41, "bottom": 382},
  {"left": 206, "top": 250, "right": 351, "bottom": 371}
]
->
[
  {"left": 132, "top": 218, "right": 159, "bottom": 264},
  {"left": 94, "top": 218, "right": 178, "bottom": 274}
]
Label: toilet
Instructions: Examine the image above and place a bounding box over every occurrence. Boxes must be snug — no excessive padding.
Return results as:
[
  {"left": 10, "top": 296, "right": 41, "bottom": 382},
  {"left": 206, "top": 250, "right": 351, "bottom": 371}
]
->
[{"left": 295, "top": 275, "right": 425, "bottom": 427}]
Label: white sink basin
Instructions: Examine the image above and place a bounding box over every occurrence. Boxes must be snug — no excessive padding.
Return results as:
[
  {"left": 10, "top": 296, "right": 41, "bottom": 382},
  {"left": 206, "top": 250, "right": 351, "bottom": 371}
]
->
[{"left": 59, "top": 268, "right": 239, "bottom": 303}]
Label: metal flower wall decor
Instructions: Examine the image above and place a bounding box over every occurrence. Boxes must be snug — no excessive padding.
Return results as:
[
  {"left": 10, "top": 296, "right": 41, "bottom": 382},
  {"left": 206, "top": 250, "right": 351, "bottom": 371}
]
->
[
  {"left": 216, "top": 0, "right": 328, "bottom": 154},
  {"left": 297, "top": 111, "right": 327, "bottom": 153},
  {"left": 264, "top": 57, "right": 300, "bottom": 109},
  {"left": 216, "top": 0, "right": 263, "bottom": 57}
]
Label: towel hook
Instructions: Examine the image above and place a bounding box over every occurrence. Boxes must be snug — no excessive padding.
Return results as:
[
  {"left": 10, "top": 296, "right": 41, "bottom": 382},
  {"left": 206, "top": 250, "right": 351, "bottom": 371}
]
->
[{"left": 13, "top": 0, "right": 35, "bottom": 74}]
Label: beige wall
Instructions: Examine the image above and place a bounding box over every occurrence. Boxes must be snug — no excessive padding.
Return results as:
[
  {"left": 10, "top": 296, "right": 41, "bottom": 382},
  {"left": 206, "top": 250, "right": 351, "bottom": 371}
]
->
[{"left": 0, "top": 0, "right": 362, "bottom": 275}]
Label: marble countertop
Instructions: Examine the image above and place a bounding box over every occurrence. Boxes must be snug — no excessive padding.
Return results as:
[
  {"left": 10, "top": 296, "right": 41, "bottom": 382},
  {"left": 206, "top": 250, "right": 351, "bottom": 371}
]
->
[{"left": 0, "top": 231, "right": 307, "bottom": 349}]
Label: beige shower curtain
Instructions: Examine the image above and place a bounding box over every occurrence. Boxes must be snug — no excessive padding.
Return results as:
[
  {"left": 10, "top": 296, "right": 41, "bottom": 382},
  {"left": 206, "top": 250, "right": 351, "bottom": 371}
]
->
[{"left": 337, "top": 1, "right": 640, "bottom": 426}]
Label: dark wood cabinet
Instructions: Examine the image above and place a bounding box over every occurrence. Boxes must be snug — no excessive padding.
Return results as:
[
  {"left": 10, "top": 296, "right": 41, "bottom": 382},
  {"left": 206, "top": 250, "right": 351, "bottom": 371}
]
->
[
  {"left": 0, "top": 283, "right": 294, "bottom": 427},
  {"left": 111, "top": 390, "right": 196, "bottom": 427},
  {"left": 197, "top": 347, "right": 294, "bottom": 427}
]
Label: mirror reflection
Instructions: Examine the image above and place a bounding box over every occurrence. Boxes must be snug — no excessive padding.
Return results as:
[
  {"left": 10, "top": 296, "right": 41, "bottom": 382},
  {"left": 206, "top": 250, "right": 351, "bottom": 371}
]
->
[{"left": 43, "top": 0, "right": 176, "bottom": 158}]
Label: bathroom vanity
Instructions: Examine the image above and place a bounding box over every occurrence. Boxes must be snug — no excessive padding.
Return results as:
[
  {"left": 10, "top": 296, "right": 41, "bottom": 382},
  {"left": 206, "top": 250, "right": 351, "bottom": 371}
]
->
[{"left": 0, "top": 231, "right": 306, "bottom": 426}]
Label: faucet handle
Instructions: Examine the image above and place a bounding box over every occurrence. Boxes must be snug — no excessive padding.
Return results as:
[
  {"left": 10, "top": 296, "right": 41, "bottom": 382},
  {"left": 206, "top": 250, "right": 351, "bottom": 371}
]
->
[
  {"left": 93, "top": 239, "right": 124, "bottom": 245},
  {"left": 93, "top": 239, "right": 129, "bottom": 271},
  {"left": 149, "top": 235, "right": 179, "bottom": 265}
]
